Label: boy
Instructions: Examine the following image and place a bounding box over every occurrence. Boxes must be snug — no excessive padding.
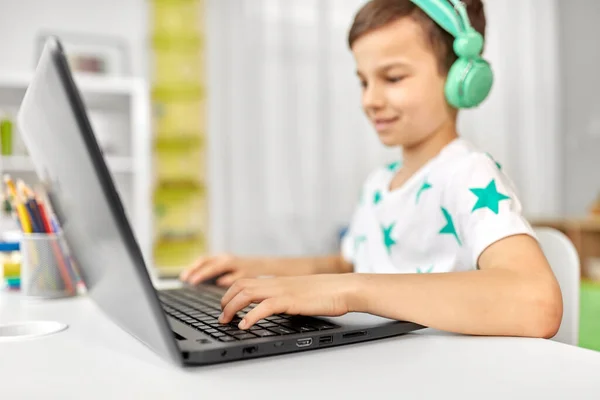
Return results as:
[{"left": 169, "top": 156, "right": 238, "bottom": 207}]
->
[{"left": 181, "top": 0, "right": 563, "bottom": 338}]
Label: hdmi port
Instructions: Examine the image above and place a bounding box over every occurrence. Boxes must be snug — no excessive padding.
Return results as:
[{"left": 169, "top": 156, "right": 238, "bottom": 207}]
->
[
  {"left": 342, "top": 331, "right": 367, "bottom": 339},
  {"left": 296, "top": 338, "right": 313, "bottom": 348}
]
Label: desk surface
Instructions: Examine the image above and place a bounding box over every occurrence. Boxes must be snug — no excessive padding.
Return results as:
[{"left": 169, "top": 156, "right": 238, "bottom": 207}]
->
[{"left": 1, "top": 289, "right": 600, "bottom": 400}]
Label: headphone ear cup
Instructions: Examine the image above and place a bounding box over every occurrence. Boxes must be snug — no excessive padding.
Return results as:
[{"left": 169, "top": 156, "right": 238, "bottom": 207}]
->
[
  {"left": 445, "top": 58, "right": 494, "bottom": 109},
  {"left": 445, "top": 58, "right": 469, "bottom": 109}
]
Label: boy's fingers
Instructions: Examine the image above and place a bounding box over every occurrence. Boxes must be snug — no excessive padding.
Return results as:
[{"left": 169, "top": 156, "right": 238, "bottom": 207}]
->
[
  {"left": 179, "top": 269, "right": 192, "bottom": 281},
  {"left": 189, "top": 261, "right": 232, "bottom": 285},
  {"left": 239, "top": 298, "right": 288, "bottom": 329},
  {"left": 219, "top": 288, "right": 265, "bottom": 324},
  {"left": 220, "top": 279, "right": 249, "bottom": 309},
  {"left": 216, "top": 273, "right": 243, "bottom": 288},
  {"left": 180, "top": 256, "right": 211, "bottom": 281}
]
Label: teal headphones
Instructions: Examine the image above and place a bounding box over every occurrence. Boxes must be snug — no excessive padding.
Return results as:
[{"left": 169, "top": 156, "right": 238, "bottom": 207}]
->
[{"left": 410, "top": 0, "right": 493, "bottom": 108}]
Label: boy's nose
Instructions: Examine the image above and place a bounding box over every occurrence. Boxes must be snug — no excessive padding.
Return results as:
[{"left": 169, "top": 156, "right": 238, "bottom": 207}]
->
[{"left": 363, "top": 84, "right": 385, "bottom": 110}]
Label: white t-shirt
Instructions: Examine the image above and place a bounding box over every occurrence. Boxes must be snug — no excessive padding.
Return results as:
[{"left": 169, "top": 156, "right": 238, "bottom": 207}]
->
[{"left": 341, "top": 138, "right": 535, "bottom": 274}]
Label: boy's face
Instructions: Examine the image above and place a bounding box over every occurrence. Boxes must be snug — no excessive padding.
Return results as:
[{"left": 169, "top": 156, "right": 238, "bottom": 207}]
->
[{"left": 352, "top": 17, "right": 453, "bottom": 148}]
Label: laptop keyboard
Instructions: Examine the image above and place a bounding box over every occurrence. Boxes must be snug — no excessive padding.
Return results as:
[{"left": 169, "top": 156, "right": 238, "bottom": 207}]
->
[{"left": 159, "top": 288, "right": 338, "bottom": 342}]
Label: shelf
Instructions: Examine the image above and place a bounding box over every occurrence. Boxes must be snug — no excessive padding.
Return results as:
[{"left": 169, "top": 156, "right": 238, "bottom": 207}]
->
[
  {"left": 0, "top": 72, "right": 145, "bottom": 111},
  {"left": 0, "top": 155, "right": 133, "bottom": 174}
]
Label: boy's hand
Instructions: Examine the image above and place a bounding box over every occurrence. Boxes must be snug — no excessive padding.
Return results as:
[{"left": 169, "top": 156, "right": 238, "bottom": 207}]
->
[
  {"left": 180, "top": 254, "right": 270, "bottom": 287},
  {"left": 218, "top": 274, "right": 361, "bottom": 329}
]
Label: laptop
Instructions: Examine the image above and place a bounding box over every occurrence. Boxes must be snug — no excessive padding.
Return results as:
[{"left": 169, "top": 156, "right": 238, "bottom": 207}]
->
[{"left": 16, "top": 37, "right": 424, "bottom": 366}]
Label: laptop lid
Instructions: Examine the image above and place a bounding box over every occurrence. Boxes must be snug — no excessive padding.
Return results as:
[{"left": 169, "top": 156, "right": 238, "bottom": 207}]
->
[{"left": 17, "top": 37, "right": 182, "bottom": 365}]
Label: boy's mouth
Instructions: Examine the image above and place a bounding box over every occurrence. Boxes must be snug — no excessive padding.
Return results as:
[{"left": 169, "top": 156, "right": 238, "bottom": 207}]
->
[{"left": 373, "top": 116, "right": 399, "bottom": 132}]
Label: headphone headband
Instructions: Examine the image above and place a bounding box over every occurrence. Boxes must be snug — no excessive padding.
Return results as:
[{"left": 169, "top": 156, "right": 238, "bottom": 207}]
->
[
  {"left": 410, "top": 0, "right": 471, "bottom": 37},
  {"left": 448, "top": 0, "right": 471, "bottom": 32}
]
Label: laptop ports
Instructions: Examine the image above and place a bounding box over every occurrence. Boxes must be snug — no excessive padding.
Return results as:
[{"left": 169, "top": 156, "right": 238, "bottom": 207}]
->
[
  {"left": 296, "top": 338, "right": 313, "bottom": 348},
  {"left": 342, "top": 331, "right": 367, "bottom": 339},
  {"left": 318, "top": 335, "right": 333, "bottom": 345},
  {"left": 243, "top": 346, "right": 258, "bottom": 355}
]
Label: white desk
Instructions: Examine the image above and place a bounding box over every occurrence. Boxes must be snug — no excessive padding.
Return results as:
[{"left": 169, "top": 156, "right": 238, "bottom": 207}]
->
[{"left": 1, "top": 290, "right": 600, "bottom": 400}]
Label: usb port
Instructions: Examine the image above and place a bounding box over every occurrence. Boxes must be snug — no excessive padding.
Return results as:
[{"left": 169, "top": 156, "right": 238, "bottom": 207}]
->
[
  {"left": 296, "top": 338, "right": 313, "bottom": 348},
  {"left": 319, "top": 335, "right": 333, "bottom": 345}
]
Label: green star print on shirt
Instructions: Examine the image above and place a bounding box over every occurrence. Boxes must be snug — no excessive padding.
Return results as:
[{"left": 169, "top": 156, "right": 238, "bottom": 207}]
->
[
  {"left": 354, "top": 235, "right": 367, "bottom": 253},
  {"left": 381, "top": 223, "right": 397, "bottom": 255},
  {"left": 417, "top": 265, "right": 434, "bottom": 274},
  {"left": 374, "top": 190, "right": 383, "bottom": 205},
  {"left": 387, "top": 161, "right": 401, "bottom": 172},
  {"left": 439, "top": 207, "right": 462, "bottom": 246},
  {"left": 416, "top": 180, "right": 432, "bottom": 204},
  {"left": 486, "top": 153, "right": 502, "bottom": 170},
  {"left": 470, "top": 179, "right": 510, "bottom": 215}
]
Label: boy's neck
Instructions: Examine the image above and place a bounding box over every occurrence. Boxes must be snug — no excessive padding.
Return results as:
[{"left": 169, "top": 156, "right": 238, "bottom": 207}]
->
[{"left": 401, "top": 123, "right": 459, "bottom": 174}]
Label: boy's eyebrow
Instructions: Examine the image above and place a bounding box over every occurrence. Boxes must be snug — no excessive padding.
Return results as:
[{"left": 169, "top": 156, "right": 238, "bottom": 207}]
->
[
  {"left": 356, "top": 61, "right": 412, "bottom": 77},
  {"left": 378, "top": 61, "right": 411, "bottom": 70}
]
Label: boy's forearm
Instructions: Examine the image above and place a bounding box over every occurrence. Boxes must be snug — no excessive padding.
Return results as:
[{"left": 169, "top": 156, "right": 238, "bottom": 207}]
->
[
  {"left": 349, "top": 270, "right": 561, "bottom": 338},
  {"left": 258, "top": 255, "right": 352, "bottom": 276}
]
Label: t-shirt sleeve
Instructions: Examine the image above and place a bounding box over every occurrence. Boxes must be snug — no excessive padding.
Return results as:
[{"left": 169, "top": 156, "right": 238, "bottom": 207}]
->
[{"left": 443, "top": 153, "right": 536, "bottom": 269}]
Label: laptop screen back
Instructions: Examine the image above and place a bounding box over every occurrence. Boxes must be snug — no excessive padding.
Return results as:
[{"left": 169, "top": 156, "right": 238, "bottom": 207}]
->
[{"left": 17, "top": 37, "right": 181, "bottom": 365}]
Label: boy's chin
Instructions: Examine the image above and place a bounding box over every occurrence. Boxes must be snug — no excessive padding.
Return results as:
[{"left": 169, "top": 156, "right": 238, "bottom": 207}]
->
[{"left": 377, "top": 132, "right": 408, "bottom": 148}]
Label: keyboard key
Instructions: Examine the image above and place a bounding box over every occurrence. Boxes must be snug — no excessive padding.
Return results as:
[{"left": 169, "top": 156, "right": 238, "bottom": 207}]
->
[
  {"left": 277, "top": 321, "right": 297, "bottom": 328},
  {"left": 188, "top": 312, "right": 204, "bottom": 317},
  {"left": 268, "top": 327, "right": 296, "bottom": 335},
  {"left": 249, "top": 325, "right": 262, "bottom": 331},
  {"left": 235, "top": 333, "right": 257, "bottom": 340},
  {"left": 211, "top": 332, "right": 226, "bottom": 338},
  {"left": 309, "top": 321, "right": 337, "bottom": 330},
  {"left": 258, "top": 322, "right": 277, "bottom": 328},
  {"left": 217, "top": 325, "right": 238, "bottom": 332},
  {"left": 253, "top": 329, "right": 278, "bottom": 337},
  {"left": 219, "top": 336, "right": 237, "bottom": 342}
]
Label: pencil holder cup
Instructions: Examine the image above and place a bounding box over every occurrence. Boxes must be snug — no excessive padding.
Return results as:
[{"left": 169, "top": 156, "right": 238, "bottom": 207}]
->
[{"left": 20, "top": 233, "right": 78, "bottom": 298}]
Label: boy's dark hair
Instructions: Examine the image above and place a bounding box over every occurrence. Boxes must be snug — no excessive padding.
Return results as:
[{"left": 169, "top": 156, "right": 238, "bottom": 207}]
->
[{"left": 348, "top": 0, "right": 486, "bottom": 74}]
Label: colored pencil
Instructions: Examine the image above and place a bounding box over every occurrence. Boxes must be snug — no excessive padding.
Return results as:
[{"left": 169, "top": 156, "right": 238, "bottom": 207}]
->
[
  {"left": 36, "top": 198, "right": 53, "bottom": 234},
  {"left": 24, "top": 199, "right": 43, "bottom": 233}
]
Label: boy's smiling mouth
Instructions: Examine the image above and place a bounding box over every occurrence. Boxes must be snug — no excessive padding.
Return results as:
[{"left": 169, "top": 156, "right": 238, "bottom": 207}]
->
[{"left": 373, "top": 116, "right": 399, "bottom": 132}]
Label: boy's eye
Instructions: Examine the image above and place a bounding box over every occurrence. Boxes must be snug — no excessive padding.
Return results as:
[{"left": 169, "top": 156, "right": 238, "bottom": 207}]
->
[
  {"left": 359, "top": 80, "right": 368, "bottom": 89},
  {"left": 387, "top": 76, "right": 405, "bottom": 83}
]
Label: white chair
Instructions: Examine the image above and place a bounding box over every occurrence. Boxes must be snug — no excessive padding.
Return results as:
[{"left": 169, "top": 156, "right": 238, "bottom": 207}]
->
[{"left": 535, "top": 227, "right": 580, "bottom": 346}]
